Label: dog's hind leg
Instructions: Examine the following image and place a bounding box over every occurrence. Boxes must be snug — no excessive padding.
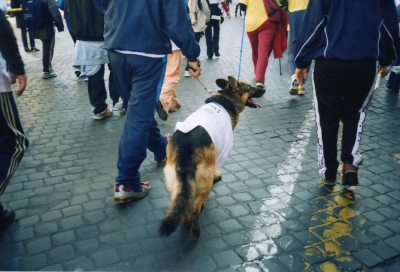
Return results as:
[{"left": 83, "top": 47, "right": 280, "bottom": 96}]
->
[{"left": 191, "top": 151, "right": 215, "bottom": 240}]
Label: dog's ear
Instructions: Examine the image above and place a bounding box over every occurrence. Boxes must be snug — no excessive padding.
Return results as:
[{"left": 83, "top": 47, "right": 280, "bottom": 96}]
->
[
  {"left": 227, "top": 76, "right": 238, "bottom": 91},
  {"left": 216, "top": 79, "right": 229, "bottom": 89}
]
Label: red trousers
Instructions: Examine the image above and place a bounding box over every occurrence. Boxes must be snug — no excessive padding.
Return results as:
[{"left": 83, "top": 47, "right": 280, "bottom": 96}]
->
[{"left": 247, "top": 20, "right": 277, "bottom": 83}]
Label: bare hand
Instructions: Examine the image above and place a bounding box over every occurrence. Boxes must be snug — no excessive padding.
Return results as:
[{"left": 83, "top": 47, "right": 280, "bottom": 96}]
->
[
  {"left": 9, "top": 72, "right": 27, "bottom": 96},
  {"left": 188, "top": 60, "right": 201, "bottom": 79},
  {"left": 378, "top": 65, "right": 391, "bottom": 79},
  {"left": 226, "top": 12, "right": 231, "bottom": 19},
  {"left": 295, "top": 68, "right": 307, "bottom": 86}
]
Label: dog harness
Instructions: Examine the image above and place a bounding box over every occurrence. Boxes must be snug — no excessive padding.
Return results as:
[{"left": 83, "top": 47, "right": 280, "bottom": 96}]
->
[{"left": 175, "top": 102, "right": 233, "bottom": 173}]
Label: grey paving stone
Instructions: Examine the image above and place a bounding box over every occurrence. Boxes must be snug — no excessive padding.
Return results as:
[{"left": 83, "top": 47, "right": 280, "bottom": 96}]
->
[
  {"left": 278, "top": 254, "right": 309, "bottom": 271},
  {"left": 91, "top": 248, "right": 121, "bottom": 267},
  {"left": 51, "top": 230, "right": 75, "bottom": 246},
  {"left": 370, "top": 241, "right": 399, "bottom": 261},
  {"left": 60, "top": 215, "right": 84, "bottom": 230},
  {"left": 212, "top": 249, "right": 242, "bottom": 268},
  {"left": 76, "top": 238, "right": 100, "bottom": 254},
  {"left": 34, "top": 222, "right": 58, "bottom": 236},
  {"left": 26, "top": 237, "right": 52, "bottom": 254},
  {"left": 353, "top": 249, "right": 385, "bottom": 267},
  {"left": 384, "top": 234, "right": 400, "bottom": 252},
  {"left": 369, "top": 225, "right": 394, "bottom": 240},
  {"left": 48, "top": 245, "right": 76, "bottom": 263},
  {"left": 21, "top": 254, "right": 47, "bottom": 270}
]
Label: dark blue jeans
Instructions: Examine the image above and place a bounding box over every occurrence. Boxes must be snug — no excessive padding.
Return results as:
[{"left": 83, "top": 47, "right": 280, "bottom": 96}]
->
[
  {"left": 21, "top": 27, "right": 35, "bottom": 48},
  {"left": 108, "top": 51, "right": 168, "bottom": 191},
  {"left": 205, "top": 19, "right": 220, "bottom": 58}
]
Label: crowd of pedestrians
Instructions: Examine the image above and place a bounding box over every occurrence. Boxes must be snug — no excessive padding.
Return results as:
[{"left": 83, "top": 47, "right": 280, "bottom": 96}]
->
[{"left": 1, "top": 0, "right": 399, "bottom": 239}]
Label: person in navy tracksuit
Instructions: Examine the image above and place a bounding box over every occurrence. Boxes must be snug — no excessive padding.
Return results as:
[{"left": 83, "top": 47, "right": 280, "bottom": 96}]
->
[
  {"left": 294, "top": 0, "right": 399, "bottom": 186},
  {"left": 0, "top": 3, "right": 29, "bottom": 231},
  {"left": 93, "top": 0, "right": 201, "bottom": 202}
]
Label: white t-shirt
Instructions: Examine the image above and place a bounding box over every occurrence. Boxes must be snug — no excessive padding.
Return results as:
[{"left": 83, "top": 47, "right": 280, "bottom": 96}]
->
[{"left": 175, "top": 102, "right": 233, "bottom": 173}]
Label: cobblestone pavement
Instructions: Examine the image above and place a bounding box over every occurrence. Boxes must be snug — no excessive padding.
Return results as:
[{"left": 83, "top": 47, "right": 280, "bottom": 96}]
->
[{"left": 1, "top": 11, "right": 400, "bottom": 272}]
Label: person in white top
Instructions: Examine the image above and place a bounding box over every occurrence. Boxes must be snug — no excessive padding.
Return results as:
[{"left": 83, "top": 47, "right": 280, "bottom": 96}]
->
[{"left": 205, "top": 0, "right": 231, "bottom": 59}]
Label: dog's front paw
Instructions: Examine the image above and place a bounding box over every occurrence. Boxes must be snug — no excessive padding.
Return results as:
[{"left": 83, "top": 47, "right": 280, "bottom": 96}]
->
[{"left": 213, "top": 173, "right": 222, "bottom": 183}]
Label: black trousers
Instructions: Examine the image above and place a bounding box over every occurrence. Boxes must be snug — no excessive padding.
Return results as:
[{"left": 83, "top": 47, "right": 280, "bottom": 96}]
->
[
  {"left": 40, "top": 35, "right": 55, "bottom": 72},
  {"left": 313, "top": 58, "right": 377, "bottom": 180},
  {"left": 0, "top": 92, "right": 29, "bottom": 196},
  {"left": 88, "top": 64, "right": 108, "bottom": 114},
  {"left": 205, "top": 19, "right": 220, "bottom": 58}
]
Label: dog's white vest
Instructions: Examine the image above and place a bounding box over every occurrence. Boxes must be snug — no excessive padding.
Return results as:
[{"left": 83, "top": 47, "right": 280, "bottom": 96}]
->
[{"left": 175, "top": 102, "right": 233, "bottom": 174}]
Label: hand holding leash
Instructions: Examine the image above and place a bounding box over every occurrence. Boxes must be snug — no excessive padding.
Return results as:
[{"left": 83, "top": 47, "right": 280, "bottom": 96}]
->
[{"left": 188, "top": 59, "right": 202, "bottom": 79}]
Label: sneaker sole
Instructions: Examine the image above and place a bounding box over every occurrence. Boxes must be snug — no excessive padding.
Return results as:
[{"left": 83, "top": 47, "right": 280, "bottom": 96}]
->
[
  {"left": 112, "top": 110, "right": 126, "bottom": 117},
  {"left": 289, "top": 89, "right": 299, "bottom": 95},
  {"left": 93, "top": 114, "right": 113, "bottom": 120},
  {"left": 43, "top": 75, "right": 57, "bottom": 79},
  {"left": 113, "top": 189, "right": 150, "bottom": 203},
  {"left": 323, "top": 180, "right": 336, "bottom": 186}
]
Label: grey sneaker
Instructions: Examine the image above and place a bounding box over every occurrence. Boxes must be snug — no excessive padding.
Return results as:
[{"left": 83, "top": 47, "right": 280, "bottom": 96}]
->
[
  {"left": 43, "top": 71, "right": 57, "bottom": 79},
  {"left": 112, "top": 99, "right": 126, "bottom": 116},
  {"left": 93, "top": 108, "right": 113, "bottom": 120}
]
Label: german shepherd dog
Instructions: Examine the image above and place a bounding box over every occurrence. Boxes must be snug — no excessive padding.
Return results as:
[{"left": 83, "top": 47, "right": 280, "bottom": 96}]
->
[{"left": 158, "top": 76, "right": 265, "bottom": 240}]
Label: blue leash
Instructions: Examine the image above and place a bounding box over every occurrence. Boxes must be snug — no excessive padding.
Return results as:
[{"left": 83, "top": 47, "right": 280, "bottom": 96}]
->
[{"left": 237, "top": 12, "right": 246, "bottom": 81}]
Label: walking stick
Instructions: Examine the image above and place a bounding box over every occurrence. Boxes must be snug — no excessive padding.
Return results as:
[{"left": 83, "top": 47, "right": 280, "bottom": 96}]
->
[{"left": 238, "top": 12, "right": 246, "bottom": 81}]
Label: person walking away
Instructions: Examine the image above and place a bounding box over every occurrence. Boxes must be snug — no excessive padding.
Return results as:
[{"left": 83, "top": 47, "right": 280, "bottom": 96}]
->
[
  {"left": 205, "top": 0, "right": 231, "bottom": 59},
  {"left": 93, "top": 0, "right": 201, "bottom": 202},
  {"left": 0, "top": 1, "right": 29, "bottom": 231},
  {"left": 283, "top": 0, "right": 309, "bottom": 95},
  {"left": 64, "top": 0, "right": 122, "bottom": 120},
  {"left": 239, "top": 0, "right": 288, "bottom": 89},
  {"left": 29, "top": 0, "right": 64, "bottom": 79},
  {"left": 184, "top": 0, "right": 210, "bottom": 77},
  {"left": 10, "top": 0, "right": 39, "bottom": 53},
  {"left": 294, "top": 0, "right": 399, "bottom": 186}
]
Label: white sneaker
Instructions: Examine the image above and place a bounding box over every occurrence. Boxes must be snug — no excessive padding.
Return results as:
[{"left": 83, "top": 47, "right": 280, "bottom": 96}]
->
[
  {"left": 93, "top": 108, "right": 113, "bottom": 120},
  {"left": 184, "top": 70, "right": 190, "bottom": 77},
  {"left": 112, "top": 99, "right": 126, "bottom": 116}
]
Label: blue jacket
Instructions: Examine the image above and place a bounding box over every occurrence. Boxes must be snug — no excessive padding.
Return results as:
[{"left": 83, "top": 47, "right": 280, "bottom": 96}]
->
[
  {"left": 93, "top": 0, "right": 200, "bottom": 61},
  {"left": 294, "top": 0, "right": 399, "bottom": 68}
]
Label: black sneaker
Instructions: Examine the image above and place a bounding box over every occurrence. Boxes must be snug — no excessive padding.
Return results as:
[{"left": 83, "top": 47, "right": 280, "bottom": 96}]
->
[
  {"left": 31, "top": 47, "right": 40, "bottom": 52},
  {"left": 156, "top": 101, "right": 168, "bottom": 121},
  {"left": 212, "top": 49, "right": 220, "bottom": 58},
  {"left": 342, "top": 164, "right": 359, "bottom": 186},
  {"left": 0, "top": 204, "right": 15, "bottom": 231}
]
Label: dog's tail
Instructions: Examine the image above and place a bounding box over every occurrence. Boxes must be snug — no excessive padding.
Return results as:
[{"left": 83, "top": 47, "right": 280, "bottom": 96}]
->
[{"left": 159, "top": 132, "right": 196, "bottom": 237}]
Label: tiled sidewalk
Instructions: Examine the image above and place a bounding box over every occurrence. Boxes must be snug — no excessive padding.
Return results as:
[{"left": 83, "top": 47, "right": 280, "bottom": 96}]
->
[{"left": 1, "top": 13, "right": 400, "bottom": 271}]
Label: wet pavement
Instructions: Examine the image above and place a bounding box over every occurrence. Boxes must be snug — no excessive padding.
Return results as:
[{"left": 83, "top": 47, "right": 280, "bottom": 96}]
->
[{"left": 1, "top": 10, "right": 400, "bottom": 271}]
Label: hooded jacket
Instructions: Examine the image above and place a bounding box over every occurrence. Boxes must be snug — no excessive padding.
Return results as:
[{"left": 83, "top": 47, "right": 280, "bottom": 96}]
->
[
  {"left": 93, "top": 0, "right": 200, "bottom": 61},
  {"left": 31, "top": 0, "right": 64, "bottom": 40}
]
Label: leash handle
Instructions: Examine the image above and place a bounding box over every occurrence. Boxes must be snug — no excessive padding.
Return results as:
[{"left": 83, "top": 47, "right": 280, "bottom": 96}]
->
[{"left": 237, "top": 12, "right": 246, "bottom": 82}]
